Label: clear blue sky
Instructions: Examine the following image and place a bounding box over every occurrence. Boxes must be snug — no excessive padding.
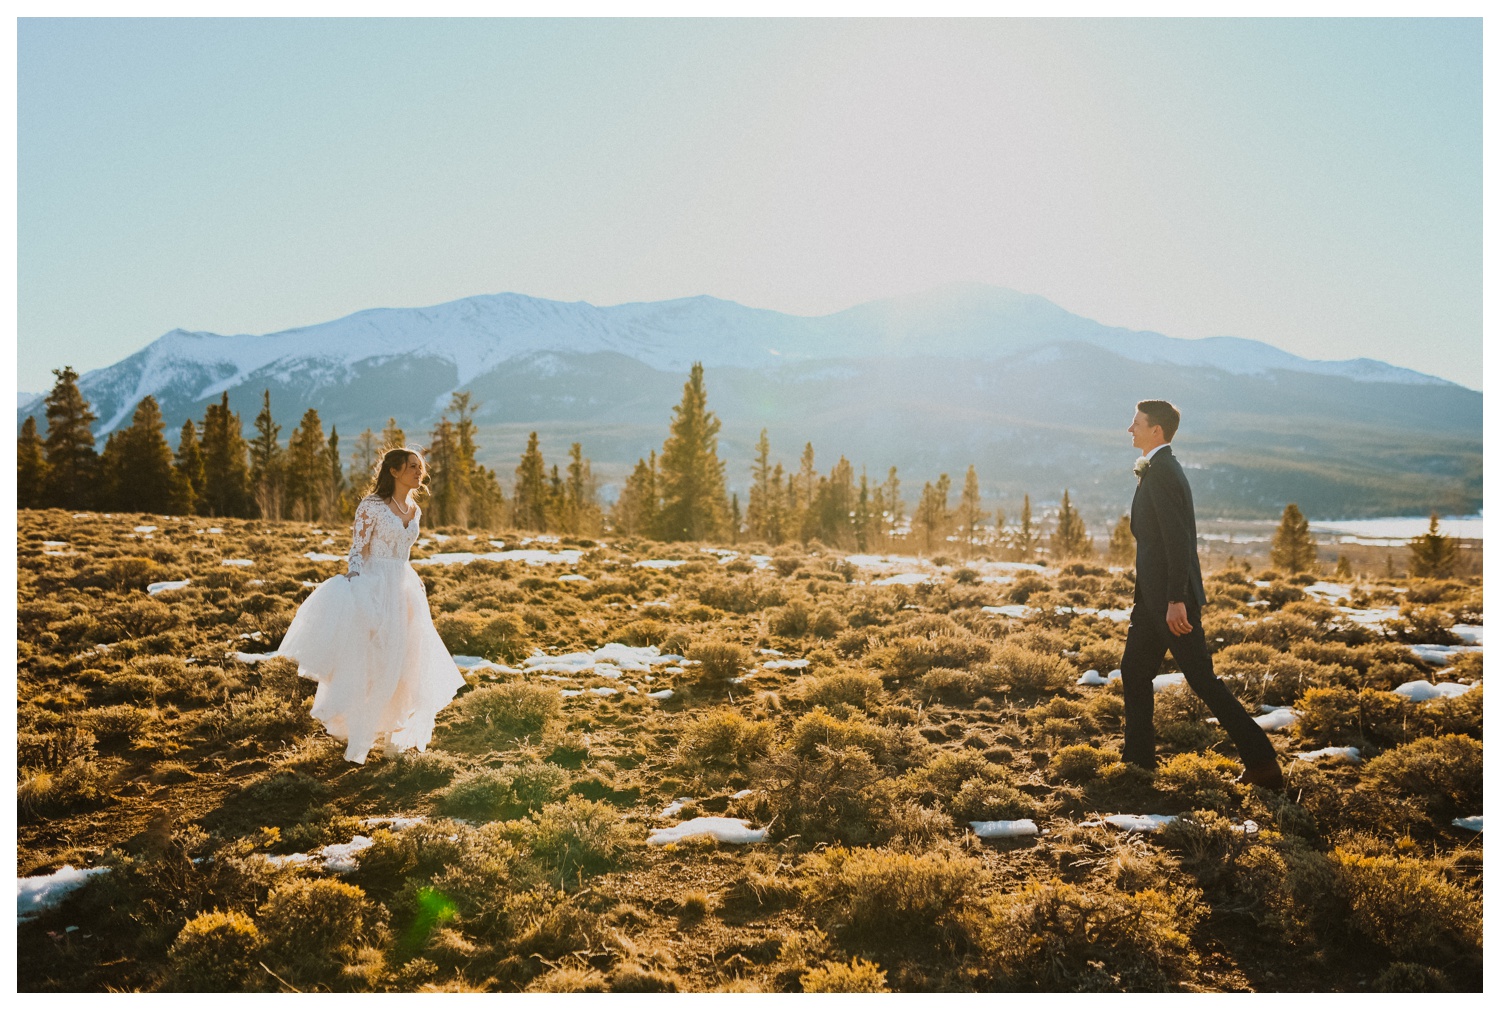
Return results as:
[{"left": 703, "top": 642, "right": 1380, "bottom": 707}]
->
[{"left": 17, "top": 17, "right": 1482, "bottom": 391}]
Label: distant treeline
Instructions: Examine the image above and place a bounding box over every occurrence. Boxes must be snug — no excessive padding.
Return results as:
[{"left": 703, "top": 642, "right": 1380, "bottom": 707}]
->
[{"left": 21, "top": 362, "right": 1142, "bottom": 561}]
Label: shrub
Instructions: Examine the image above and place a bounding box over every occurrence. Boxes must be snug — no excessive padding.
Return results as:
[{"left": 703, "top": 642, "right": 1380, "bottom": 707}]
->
[
  {"left": 257, "top": 878, "right": 369, "bottom": 971},
  {"left": 1155, "top": 752, "right": 1239, "bottom": 811},
  {"left": 770, "top": 601, "right": 811, "bottom": 637},
  {"left": 1361, "top": 734, "right": 1482, "bottom": 822},
  {"left": 18, "top": 757, "right": 105, "bottom": 818},
  {"left": 436, "top": 761, "right": 568, "bottom": 822},
  {"left": 1295, "top": 686, "right": 1410, "bottom": 748},
  {"left": 804, "top": 845, "right": 984, "bottom": 939},
  {"left": 1331, "top": 848, "right": 1481, "bottom": 959},
  {"left": 678, "top": 710, "right": 775, "bottom": 773},
  {"left": 948, "top": 776, "right": 1034, "bottom": 824},
  {"left": 758, "top": 742, "right": 886, "bottom": 846},
  {"left": 445, "top": 682, "right": 561, "bottom": 742},
  {"left": 696, "top": 577, "right": 770, "bottom": 614},
  {"left": 608, "top": 963, "right": 682, "bottom": 992},
  {"left": 168, "top": 909, "right": 265, "bottom": 991},
  {"left": 1050, "top": 744, "right": 1119, "bottom": 783},
  {"left": 1372, "top": 963, "right": 1453, "bottom": 992},
  {"left": 687, "top": 641, "right": 751, "bottom": 687},
  {"left": 801, "top": 671, "right": 885, "bottom": 712},
  {"left": 982, "top": 642, "right": 1074, "bottom": 695},
  {"left": 435, "top": 612, "right": 531, "bottom": 663},
  {"left": 809, "top": 607, "right": 848, "bottom": 639},
  {"left": 886, "top": 630, "right": 993, "bottom": 678},
  {"left": 527, "top": 966, "right": 609, "bottom": 992},
  {"left": 105, "top": 598, "right": 179, "bottom": 638},
  {"left": 383, "top": 749, "right": 462, "bottom": 794},
  {"left": 965, "top": 879, "right": 1204, "bottom": 990},
  {"left": 618, "top": 618, "right": 669, "bottom": 647},
  {"left": 83, "top": 703, "right": 154, "bottom": 746},
  {"left": 801, "top": 957, "right": 890, "bottom": 993},
  {"left": 529, "top": 796, "right": 629, "bottom": 879}
]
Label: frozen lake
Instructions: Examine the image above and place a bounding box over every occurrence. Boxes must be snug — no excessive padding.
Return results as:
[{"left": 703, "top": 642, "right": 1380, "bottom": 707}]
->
[{"left": 1307, "top": 515, "right": 1482, "bottom": 542}]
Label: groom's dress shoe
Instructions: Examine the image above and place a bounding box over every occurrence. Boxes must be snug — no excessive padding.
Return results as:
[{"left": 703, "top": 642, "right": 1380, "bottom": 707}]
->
[{"left": 1236, "top": 762, "right": 1284, "bottom": 790}]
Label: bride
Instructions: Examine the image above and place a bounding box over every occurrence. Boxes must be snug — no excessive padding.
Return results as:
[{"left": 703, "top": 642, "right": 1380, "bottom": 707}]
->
[{"left": 279, "top": 446, "right": 465, "bottom": 764}]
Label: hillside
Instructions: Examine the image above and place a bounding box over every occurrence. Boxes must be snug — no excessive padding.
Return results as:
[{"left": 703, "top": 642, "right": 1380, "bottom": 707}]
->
[{"left": 17, "top": 284, "right": 1481, "bottom": 519}]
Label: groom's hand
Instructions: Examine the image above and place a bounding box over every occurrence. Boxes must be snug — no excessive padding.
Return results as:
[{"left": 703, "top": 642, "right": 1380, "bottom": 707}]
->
[{"left": 1166, "top": 601, "right": 1193, "bottom": 636}]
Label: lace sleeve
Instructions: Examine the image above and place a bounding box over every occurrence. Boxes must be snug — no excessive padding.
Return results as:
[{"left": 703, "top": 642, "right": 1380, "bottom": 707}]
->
[{"left": 347, "top": 499, "right": 378, "bottom": 576}]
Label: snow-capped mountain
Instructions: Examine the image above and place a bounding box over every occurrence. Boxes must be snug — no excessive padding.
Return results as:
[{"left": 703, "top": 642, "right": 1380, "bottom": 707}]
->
[{"left": 18, "top": 283, "right": 1478, "bottom": 518}]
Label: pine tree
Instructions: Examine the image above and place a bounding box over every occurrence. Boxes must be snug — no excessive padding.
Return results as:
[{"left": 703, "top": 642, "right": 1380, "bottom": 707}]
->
[
  {"left": 98, "top": 397, "right": 178, "bottom": 514},
  {"left": 1270, "top": 503, "right": 1317, "bottom": 573},
  {"left": 513, "top": 431, "right": 549, "bottom": 531},
  {"left": 41, "top": 366, "right": 99, "bottom": 509},
  {"left": 793, "top": 443, "right": 817, "bottom": 542},
  {"left": 249, "top": 390, "right": 284, "bottom": 521},
  {"left": 747, "top": 429, "right": 774, "bottom": 542},
  {"left": 1107, "top": 514, "right": 1134, "bottom": 567},
  {"left": 200, "top": 392, "right": 252, "bottom": 517},
  {"left": 17, "top": 415, "right": 48, "bottom": 509},
  {"left": 1408, "top": 512, "right": 1459, "bottom": 579},
  {"left": 380, "top": 417, "right": 407, "bottom": 451},
  {"left": 173, "top": 419, "right": 206, "bottom": 515},
  {"left": 1334, "top": 554, "right": 1354, "bottom": 580},
  {"left": 881, "top": 467, "right": 903, "bottom": 547},
  {"left": 1013, "top": 494, "right": 1038, "bottom": 561},
  {"left": 656, "top": 363, "right": 728, "bottom": 542},
  {"left": 913, "top": 474, "right": 952, "bottom": 555},
  {"left": 563, "top": 442, "right": 600, "bottom": 535},
  {"left": 1050, "top": 489, "right": 1092, "bottom": 559},
  {"left": 323, "top": 425, "right": 346, "bottom": 522},
  {"left": 426, "top": 418, "right": 460, "bottom": 526},
  {"left": 955, "top": 465, "right": 984, "bottom": 559},
  {"left": 767, "top": 462, "right": 787, "bottom": 545},
  {"left": 729, "top": 493, "right": 742, "bottom": 543},
  {"left": 853, "top": 469, "right": 876, "bottom": 552},
  {"left": 992, "top": 508, "right": 1006, "bottom": 555},
  {"left": 283, "top": 408, "right": 328, "bottom": 522},
  {"left": 613, "top": 451, "right": 659, "bottom": 536},
  {"left": 348, "top": 428, "right": 380, "bottom": 498},
  {"left": 811, "top": 456, "right": 855, "bottom": 548},
  {"left": 468, "top": 464, "right": 506, "bottom": 530}
]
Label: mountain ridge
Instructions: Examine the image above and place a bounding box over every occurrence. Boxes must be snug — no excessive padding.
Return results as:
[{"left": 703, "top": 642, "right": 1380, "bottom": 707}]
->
[{"left": 17, "top": 284, "right": 1478, "bottom": 520}]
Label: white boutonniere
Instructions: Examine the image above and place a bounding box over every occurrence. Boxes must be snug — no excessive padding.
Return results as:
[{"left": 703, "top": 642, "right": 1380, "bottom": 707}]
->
[{"left": 1133, "top": 456, "right": 1150, "bottom": 481}]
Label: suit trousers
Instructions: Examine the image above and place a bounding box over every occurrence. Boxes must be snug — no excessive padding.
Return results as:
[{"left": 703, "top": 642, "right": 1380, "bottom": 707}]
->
[{"left": 1119, "top": 602, "right": 1278, "bottom": 770}]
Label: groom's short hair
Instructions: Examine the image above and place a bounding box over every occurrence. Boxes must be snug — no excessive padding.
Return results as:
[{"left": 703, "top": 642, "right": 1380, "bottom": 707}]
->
[{"left": 1137, "top": 399, "right": 1181, "bottom": 441}]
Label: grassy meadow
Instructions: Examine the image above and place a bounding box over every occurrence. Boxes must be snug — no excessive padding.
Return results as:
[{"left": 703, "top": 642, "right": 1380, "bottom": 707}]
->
[{"left": 15, "top": 509, "right": 1484, "bottom": 992}]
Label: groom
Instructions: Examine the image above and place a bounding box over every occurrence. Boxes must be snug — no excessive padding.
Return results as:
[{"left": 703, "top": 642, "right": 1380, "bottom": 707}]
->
[{"left": 1121, "top": 400, "right": 1283, "bottom": 789}]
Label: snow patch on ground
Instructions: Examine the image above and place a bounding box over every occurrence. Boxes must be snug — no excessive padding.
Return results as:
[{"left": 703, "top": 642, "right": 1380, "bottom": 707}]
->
[
  {"left": 970, "top": 819, "right": 1039, "bottom": 839},
  {"left": 1076, "top": 669, "right": 1121, "bottom": 686},
  {"left": 18, "top": 865, "right": 111, "bottom": 923},
  {"left": 634, "top": 559, "right": 688, "bottom": 569},
  {"left": 1100, "top": 814, "right": 1178, "bottom": 832},
  {"left": 1393, "top": 679, "right": 1477, "bottom": 702},
  {"left": 221, "top": 558, "right": 254, "bottom": 567},
  {"left": 413, "top": 549, "right": 583, "bottom": 566},
  {"left": 1296, "top": 746, "right": 1361, "bottom": 763},
  {"left": 1253, "top": 707, "right": 1300, "bottom": 731},
  {"left": 147, "top": 579, "right": 191, "bottom": 595},
  {"left": 983, "top": 604, "right": 1035, "bottom": 618},
  {"left": 1409, "top": 643, "right": 1483, "bottom": 665},
  {"left": 304, "top": 552, "right": 341, "bottom": 561},
  {"left": 648, "top": 689, "right": 674, "bottom": 700},
  {"left": 231, "top": 651, "right": 281, "bottom": 664},
  {"left": 761, "top": 658, "right": 810, "bottom": 671},
  {"left": 647, "top": 817, "right": 768, "bottom": 845},
  {"left": 1153, "top": 673, "right": 1186, "bottom": 691}
]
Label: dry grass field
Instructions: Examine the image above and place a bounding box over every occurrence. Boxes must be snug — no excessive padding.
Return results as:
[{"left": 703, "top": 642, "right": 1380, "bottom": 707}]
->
[{"left": 15, "top": 509, "right": 1484, "bottom": 992}]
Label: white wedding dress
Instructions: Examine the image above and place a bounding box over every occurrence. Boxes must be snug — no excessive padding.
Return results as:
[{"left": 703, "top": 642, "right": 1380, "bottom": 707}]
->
[{"left": 279, "top": 495, "right": 465, "bottom": 764}]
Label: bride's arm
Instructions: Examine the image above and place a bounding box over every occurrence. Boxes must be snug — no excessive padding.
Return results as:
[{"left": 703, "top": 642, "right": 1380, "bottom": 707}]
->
[{"left": 346, "top": 498, "right": 377, "bottom": 579}]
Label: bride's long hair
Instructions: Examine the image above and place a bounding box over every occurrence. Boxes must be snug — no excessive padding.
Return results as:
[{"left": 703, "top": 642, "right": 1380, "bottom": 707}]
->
[{"left": 367, "top": 446, "right": 428, "bottom": 501}]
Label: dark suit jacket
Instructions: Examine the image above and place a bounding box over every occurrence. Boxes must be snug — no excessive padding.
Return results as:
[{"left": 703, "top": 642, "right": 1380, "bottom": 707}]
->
[{"left": 1130, "top": 445, "right": 1208, "bottom": 614}]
